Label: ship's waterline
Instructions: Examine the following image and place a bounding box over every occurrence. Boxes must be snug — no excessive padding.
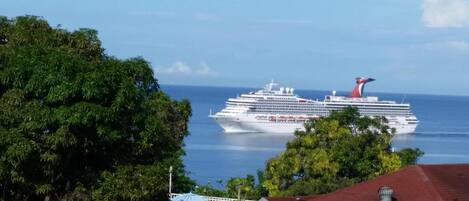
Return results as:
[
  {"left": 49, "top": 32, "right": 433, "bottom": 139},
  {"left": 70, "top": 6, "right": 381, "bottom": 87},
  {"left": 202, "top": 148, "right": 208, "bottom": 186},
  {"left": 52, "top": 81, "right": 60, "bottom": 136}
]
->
[
  {"left": 212, "top": 115, "right": 306, "bottom": 133},
  {"left": 213, "top": 114, "right": 417, "bottom": 134},
  {"left": 210, "top": 78, "right": 418, "bottom": 135}
]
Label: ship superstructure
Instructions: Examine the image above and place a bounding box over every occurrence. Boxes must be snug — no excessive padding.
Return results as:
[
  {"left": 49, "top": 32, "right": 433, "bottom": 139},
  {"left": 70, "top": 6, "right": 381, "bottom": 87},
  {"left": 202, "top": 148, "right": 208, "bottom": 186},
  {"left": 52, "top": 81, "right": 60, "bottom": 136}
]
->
[{"left": 210, "top": 78, "right": 418, "bottom": 134}]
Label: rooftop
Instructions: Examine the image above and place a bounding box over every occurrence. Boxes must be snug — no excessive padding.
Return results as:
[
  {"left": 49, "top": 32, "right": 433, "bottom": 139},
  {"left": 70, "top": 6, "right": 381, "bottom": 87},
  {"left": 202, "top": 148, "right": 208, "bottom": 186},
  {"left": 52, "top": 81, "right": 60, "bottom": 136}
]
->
[{"left": 266, "top": 164, "right": 469, "bottom": 201}]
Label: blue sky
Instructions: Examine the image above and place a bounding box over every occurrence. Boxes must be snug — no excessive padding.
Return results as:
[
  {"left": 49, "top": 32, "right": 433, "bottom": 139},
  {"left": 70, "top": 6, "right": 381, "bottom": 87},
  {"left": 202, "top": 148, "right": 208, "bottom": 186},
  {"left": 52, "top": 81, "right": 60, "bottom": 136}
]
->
[{"left": 3, "top": 0, "right": 469, "bottom": 95}]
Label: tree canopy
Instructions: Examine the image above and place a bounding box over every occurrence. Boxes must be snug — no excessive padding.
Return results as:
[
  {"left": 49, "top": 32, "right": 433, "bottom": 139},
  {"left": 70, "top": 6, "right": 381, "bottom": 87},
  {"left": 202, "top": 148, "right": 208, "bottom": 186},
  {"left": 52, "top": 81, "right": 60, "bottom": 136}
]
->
[
  {"left": 262, "top": 107, "right": 423, "bottom": 197},
  {"left": 192, "top": 107, "right": 423, "bottom": 199},
  {"left": 0, "top": 16, "right": 193, "bottom": 201}
]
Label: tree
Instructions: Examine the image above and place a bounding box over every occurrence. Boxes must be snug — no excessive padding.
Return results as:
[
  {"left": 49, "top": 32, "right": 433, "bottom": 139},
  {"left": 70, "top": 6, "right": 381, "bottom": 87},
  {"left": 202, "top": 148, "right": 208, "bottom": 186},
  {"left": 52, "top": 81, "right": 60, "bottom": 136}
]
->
[
  {"left": 262, "top": 107, "right": 423, "bottom": 197},
  {"left": 398, "top": 148, "right": 424, "bottom": 166},
  {"left": 194, "top": 172, "right": 266, "bottom": 200},
  {"left": 0, "top": 16, "right": 193, "bottom": 201},
  {"left": 225, "top": 175, "right": 256, "bottom": 200}
]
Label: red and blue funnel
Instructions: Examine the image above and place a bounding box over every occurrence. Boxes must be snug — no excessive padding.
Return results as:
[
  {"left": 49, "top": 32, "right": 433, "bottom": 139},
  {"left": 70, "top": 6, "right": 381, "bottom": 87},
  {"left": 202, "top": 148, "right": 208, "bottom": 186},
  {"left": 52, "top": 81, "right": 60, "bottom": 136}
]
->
[{"left": 351, "top": 77, "right": 375, "bottom": 98}]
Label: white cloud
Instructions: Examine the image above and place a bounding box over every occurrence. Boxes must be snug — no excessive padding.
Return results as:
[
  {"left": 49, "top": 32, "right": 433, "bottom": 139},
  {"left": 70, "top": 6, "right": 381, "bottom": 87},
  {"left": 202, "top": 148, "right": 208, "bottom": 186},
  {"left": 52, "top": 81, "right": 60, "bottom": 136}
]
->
[
  {"left": 196, "top": 62, "right": 216, "bottom": 76},
  {"left": 419, "top": 40, "right": 469, "bottom": 51},
  {"left": 194, "top": 12, "right": 218, "bottom": 21},
  {"left": 156, "top": 61, "right": 217, "bottom": 76},
  {"left": 129, "top": 11, "right": 219, "bottom": 22},
  {"left": 422, "top": 0, "right": 469, "bottom": 28},
  {"left": 260, "top": 19, "right": 313, "bottom": 25},
  {"left": 440, "top": 41, "right": 469, "bottom": 50},
  {"left": 128, "top": 11, "right": 174, "bottom": 18},
  {"left": 161, "top": 61, "right": 192, "bottom": 74}
]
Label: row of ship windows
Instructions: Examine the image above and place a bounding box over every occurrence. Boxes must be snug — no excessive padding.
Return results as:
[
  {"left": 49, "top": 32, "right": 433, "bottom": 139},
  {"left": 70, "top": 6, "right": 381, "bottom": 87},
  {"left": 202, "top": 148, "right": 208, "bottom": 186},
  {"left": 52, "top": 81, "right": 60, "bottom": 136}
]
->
[
  {"left": 234, "top": 99, "right": 406, "bottom": 104},
  {"left": 251, "top": 106, "right": 411, "bottom": 111},
  {"left": 325, "top": 105, "right": 409, "bottom": 109},
  {"left": 255, "top": 100, "right": 405, "bottom": 105},
  {"left": 253, "top": 108, "right": 414, "bottom": 113},
  {"left": 251, "top": 113, "right": 412, "bottom": 118},
  {"left": 252, "top": 109, "right": 412, "bottom": 115},
  {"left": 228, "top": 103, "right": 409, "bottom": 109},
  {"left": 253, "top": 108, "right": 411, "bottom": 112},
  {"left": 229, "top": 106, "right": 411, "bottom": 112},
  {"left": 255, "top": 98, "right": 399, "bottom": 103},
  {"left": 252, "top": 113, "right": 412, "bottom": 117}
]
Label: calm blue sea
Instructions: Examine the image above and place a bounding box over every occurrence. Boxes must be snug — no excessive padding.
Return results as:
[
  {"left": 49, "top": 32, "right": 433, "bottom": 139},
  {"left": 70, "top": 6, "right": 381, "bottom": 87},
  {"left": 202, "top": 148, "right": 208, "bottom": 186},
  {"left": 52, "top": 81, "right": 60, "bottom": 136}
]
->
[{"left": 162, "top": 85, "right": 469, "bottom": 185}]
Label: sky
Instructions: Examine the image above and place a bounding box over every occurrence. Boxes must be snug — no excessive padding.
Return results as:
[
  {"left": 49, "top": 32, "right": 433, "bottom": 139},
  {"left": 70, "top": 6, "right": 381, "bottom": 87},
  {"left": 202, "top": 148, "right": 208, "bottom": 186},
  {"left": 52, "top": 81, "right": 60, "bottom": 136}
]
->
[{"left": 2, "top": 0, "right": 469, "bottom": 95}]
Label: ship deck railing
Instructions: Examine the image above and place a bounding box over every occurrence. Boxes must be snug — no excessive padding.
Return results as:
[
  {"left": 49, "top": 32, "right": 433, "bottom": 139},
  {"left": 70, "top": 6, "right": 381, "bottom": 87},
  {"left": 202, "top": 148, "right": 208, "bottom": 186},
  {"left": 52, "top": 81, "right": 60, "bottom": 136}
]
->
[{"left": 170, "top": 193, "right": 256, "bottom": 201}]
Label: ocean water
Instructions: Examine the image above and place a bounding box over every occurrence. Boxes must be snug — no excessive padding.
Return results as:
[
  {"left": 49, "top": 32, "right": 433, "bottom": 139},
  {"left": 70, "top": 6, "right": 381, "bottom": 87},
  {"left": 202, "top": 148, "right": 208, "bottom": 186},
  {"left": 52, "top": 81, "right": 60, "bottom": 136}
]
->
[{"left": 162, "top": 85, "right": 469, "bottom": 185}]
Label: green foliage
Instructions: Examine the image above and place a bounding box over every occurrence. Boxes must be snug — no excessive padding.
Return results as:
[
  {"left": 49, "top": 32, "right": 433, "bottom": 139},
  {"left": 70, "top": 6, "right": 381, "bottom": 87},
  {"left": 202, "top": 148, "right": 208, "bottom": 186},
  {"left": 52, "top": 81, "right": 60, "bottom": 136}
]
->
[
  {"left": 225, "top": 175, "right": 256, "bottom": 200},
  {"left": 92, "top": 159, "right": 193, "bottom": 201},
  {"left": 263, "top": 107, "right": 423, "bottom": 197},
  {"left": 193, "top": 183, "right": 228, "bottom": 198},
  {"left": 398, "top": 148, "right": 424, "bottom": 166},
  {"left": 0, "top": 16, "right": 193, "bottom": 201},
  {"left": 194, "top": 172, "right": 265, "bottom": 200}
]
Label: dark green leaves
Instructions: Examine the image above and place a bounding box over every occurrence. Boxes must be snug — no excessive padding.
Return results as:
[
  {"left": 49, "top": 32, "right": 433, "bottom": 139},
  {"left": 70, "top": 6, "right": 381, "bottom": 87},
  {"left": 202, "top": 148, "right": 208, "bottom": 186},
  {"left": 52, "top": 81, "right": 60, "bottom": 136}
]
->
[
  {"left": 0, "top": 16, "right": 192, "bottom": 201},
  {"left": 398, "top": 148, "right": 424, "bottom": 166}
]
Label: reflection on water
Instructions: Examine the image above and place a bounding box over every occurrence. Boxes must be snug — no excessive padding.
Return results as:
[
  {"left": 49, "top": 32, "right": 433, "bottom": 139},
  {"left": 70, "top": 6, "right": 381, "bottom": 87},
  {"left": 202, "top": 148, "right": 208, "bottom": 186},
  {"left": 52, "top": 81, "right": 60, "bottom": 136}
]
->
[
  {"left": 393, "top": 133, "right": 469, "bottom": 164},
  {"left": 183, "top": 131, "right": 294, "bottom": 183},
  {"left": 186, "top": 144, "right": 284, "bottom": 152}
]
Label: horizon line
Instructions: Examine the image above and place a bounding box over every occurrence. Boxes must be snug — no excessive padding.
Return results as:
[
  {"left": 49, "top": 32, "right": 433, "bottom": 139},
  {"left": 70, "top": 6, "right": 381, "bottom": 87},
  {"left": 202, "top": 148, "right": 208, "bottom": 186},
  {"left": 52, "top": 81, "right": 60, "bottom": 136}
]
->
[{"left": 159, "top": 83, "right": 469, "bottom": 98}]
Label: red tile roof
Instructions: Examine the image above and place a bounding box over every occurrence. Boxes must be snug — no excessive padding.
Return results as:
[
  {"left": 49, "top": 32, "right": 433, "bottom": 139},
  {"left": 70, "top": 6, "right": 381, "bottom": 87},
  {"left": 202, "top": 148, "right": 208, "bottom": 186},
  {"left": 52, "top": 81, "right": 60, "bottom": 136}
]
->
[
  {"left": 266, "top": 164, "right": 469, "bottom": 201},
  {"left": 267, "top": 195, "right": 319, "bottom": 201}
]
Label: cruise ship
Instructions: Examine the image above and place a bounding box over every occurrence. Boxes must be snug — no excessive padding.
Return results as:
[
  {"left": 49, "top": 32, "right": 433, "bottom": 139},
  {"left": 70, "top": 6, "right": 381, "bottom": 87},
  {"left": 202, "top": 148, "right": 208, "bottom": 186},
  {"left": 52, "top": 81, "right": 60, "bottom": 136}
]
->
[{"left": 209, "top": 78, "right": 418, "bottom": 134}]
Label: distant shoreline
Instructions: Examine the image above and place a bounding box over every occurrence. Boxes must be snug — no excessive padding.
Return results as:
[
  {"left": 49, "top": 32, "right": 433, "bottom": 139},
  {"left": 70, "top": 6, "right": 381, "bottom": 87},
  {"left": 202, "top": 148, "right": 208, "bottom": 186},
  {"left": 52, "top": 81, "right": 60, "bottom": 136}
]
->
[{"left": 160, "top": 84, "right": 469, "bottom": 98}]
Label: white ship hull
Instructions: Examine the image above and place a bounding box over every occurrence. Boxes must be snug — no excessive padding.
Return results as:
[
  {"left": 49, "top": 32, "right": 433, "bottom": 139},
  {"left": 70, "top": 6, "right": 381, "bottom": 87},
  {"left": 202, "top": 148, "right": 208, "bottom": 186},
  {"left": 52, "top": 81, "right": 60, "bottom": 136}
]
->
[
  {"left": 212, "top": 115, "right": 305, "bottom": 133},
  {"left": 211, "top": 114, "right": 417, "bottom": 135},
  {"left": 210, "top": 79, "right": 418, "bottom": 135}
]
